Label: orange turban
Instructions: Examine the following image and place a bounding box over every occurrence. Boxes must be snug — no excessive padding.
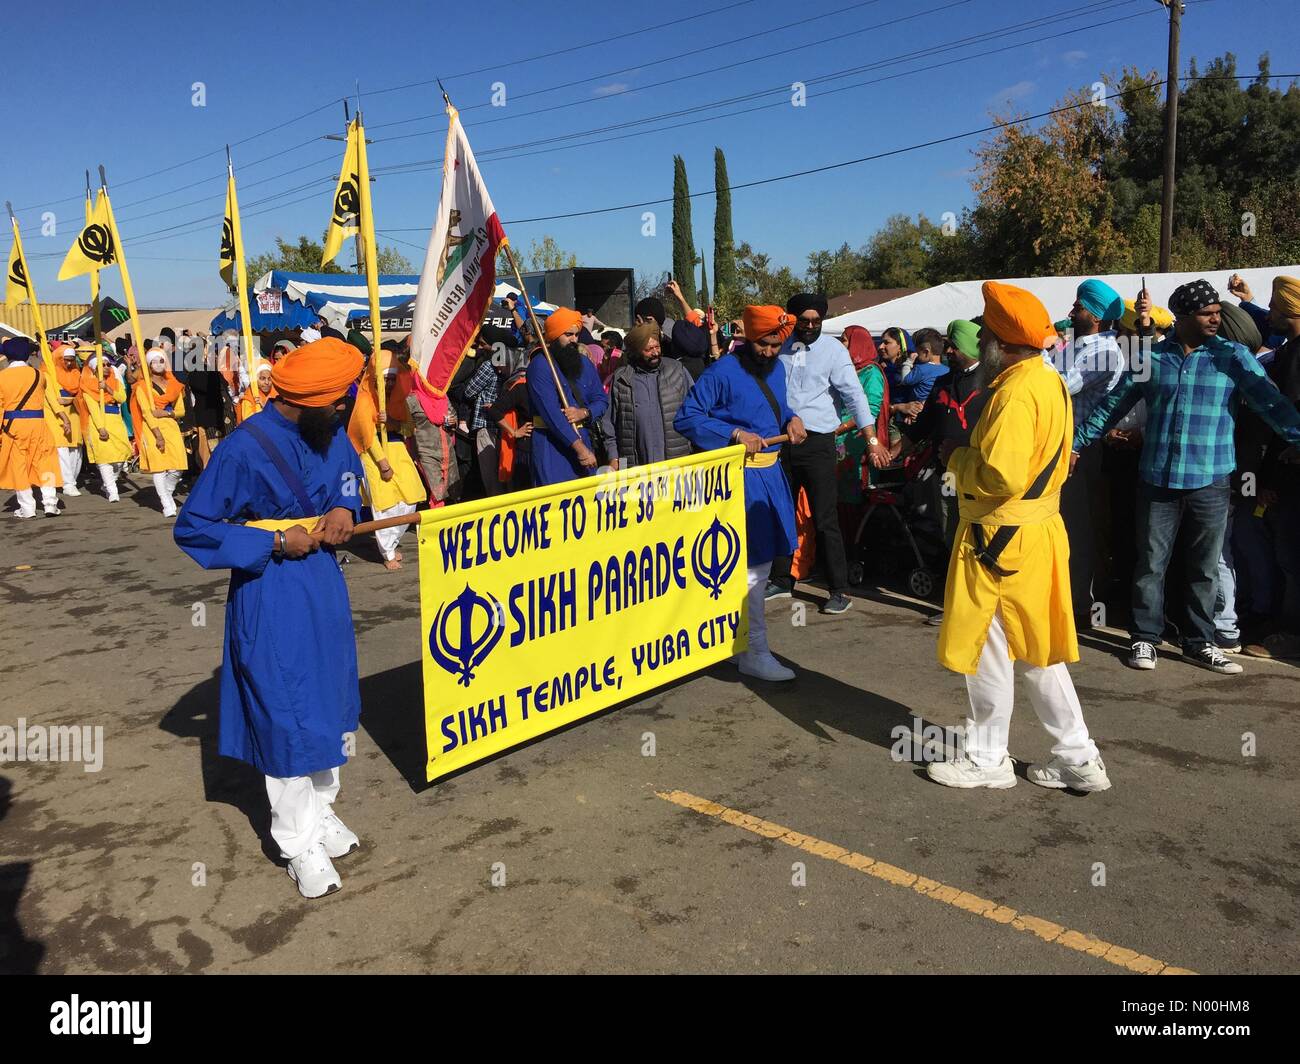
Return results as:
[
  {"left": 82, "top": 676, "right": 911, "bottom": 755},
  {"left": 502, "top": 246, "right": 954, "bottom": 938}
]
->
[
  {"left": 981, "top": 281, "right": 1057, "bottom": 350},
  {"left": 544, "top": 307, "right": 583, "bottom": 343},
  {"left": 742, "top": 305, "right": 795, "bottom": 343},
  {"left": 271, "top": 336, "right": 364, "bottom": 406},
  {"left": 1271, "top": 275, "right": 1300, "bottom": 317}
]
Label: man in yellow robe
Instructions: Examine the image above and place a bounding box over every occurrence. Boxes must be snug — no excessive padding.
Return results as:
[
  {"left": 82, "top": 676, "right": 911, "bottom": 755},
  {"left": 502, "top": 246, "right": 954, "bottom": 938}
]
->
[
  {"left": 929, "top": 282, "right": 1111, "bottom": 793},
  {"left": 78, "top": 350, "right": 133, "bottom": 502},
  {"left": 50, "top": 343, "right": 84, "bottom": 496},
  {"left": 133, "top": 349, "right": 189, "bottom": 517},
  {"left": 347, "top": 350, "right": 426, "bottom": 569}
]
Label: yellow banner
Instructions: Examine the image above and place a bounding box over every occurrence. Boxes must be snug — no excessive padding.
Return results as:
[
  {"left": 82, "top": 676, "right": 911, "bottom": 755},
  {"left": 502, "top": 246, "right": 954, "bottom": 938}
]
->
[
  {"left": 57, "top": 192, "right": 116, "bottom": 281},
  {"left": 322, "top": 120, "right": 361, "bottom": 267},
  {"left": 419, "top": 448, "right": 749, "bottom": 782}
]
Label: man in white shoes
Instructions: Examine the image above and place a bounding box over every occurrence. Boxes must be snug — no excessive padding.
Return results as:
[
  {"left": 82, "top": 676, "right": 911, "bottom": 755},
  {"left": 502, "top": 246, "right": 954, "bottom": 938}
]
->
[
  {"left": 174, "top": 337, "right": 368, "bottom": 898},
  {"left": 676, "top": 303, "right": 808, "bottom": 682},
  {"left": 928, "top": 282, "right": 1110, "bottom": 793}
]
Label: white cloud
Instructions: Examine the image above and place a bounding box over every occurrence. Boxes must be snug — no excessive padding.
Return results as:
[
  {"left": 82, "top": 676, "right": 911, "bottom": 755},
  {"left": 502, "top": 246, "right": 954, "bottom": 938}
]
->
[
  {"left": 1063, "top": 49, "right": 1088, "bottom": 65},
  {"left": 593, "top": 82, "right": 630, "bottom": 97},
  {"left": 988, "top": 80, "right": 1036, "bottom": 106}
]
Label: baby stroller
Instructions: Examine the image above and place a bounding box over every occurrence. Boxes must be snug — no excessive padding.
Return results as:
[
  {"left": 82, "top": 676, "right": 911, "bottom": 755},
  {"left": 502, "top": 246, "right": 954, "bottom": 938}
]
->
[{"left": 844, "top": 445, "right": 949, "bottom": 599}]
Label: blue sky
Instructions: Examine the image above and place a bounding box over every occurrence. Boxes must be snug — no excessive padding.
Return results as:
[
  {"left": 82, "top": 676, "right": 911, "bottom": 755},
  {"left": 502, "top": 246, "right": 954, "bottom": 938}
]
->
[{"left": 5, "top": 0, "right": 1296, "bottom": 310}]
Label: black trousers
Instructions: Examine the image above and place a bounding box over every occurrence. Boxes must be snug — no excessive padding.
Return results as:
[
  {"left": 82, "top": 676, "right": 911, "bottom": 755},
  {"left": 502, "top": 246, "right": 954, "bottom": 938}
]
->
[
  {"left": 769, "top": 431, "right": 849, "bottom": 593},
  {"left": 1060, "top": 440, "right": 1102, "bottom": 615}
]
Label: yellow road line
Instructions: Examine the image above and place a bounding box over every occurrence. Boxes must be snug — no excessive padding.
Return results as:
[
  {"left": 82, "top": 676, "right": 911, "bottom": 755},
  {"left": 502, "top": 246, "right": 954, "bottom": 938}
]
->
[{"left": 656, "top": 789, "right": 1196, "bottom": 975}]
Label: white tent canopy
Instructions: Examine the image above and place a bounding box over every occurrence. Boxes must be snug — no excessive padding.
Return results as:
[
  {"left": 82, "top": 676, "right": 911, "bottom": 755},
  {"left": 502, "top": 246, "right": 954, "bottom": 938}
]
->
[{"left": 823, "top": 266, "right": 1300, "bottom": 335}]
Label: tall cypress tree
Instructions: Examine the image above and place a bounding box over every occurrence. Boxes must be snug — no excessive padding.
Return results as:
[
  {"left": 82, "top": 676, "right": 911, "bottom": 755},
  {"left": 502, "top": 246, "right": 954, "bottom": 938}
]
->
[
  {"left": 699, "top": 253, "right": 710, "bottom": 309},
  {"left": 712, "top": 147, "right": 736, "bottom": 314},
  {"left": 671, "top": 155, "right": 698, "bottom": 307}
]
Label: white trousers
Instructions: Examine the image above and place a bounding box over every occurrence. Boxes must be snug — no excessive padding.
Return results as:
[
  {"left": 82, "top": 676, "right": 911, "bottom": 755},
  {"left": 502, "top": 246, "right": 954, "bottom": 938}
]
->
[
  {"left": 740, "top": 562, "right": 772, "bottom": 658},
  {"left": 152, "top": 469, "right": 183, "bottom": 516},
  {"left": 59, "top": 447, "right": 83, "bottom": 492},
  {"left": 98, "top": 462, "right": 125, "bottom": 500},
  {"left": 14, "top": 486, "right": 57, "bottom": 517},
  {"left": 265, "top": 767, "right": 340, "bottom": 860},
  {"left": 964, "top": 611, "right": 1099, "bottom": 768},
  {"left": 373, "top": 499, "right": 416, "bottom": 560}
]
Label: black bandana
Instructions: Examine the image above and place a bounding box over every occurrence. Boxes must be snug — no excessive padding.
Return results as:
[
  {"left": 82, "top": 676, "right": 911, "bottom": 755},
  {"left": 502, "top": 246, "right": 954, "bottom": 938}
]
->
[{"left": 1168, "top": 279, "right": 1220, "bottom": 316}]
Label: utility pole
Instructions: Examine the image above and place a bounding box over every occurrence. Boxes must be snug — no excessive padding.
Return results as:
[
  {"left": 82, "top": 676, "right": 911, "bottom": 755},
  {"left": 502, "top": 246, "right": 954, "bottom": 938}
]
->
[{"left": 1157, "top": 0, "right": 1183, "bottom": 273}]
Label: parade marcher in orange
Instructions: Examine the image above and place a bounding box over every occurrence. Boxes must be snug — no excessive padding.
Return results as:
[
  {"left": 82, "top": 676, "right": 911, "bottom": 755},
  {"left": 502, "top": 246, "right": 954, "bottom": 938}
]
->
[
  {"left": 347, "top": 349, "right": 426, "bottom": 569},
  {"left": 1, "top": 337, "right": 61, "bottom": 518},
  {"left": 49, "top": 342, "right": 84, "bottom": 496},
  {"left": 132, "top": 348, "right": 189, "bottom": 517},
  {"left": 237, "top": 361, "right": 276, "bottom": 423},
  {"left": 78, "top": 348, "right": 132, "bottom": 502},
  {"left": 929, "top": 282, "right": 1110, "bottom": 794}
]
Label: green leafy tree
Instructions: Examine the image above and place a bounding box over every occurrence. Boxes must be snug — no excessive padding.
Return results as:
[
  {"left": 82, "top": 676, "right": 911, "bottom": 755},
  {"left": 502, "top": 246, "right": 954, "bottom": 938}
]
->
[
  {"left": 712, "top": 148, "right": 738, "bottom": 316},
  {"left": 699, "top": 253, "right": 710, "bottom": 309},
  {"left": 734, "top": 241, "right": 801, "bottom": 308},
  {"left": 672, "top": 155, "right": 698, "bottom": 306},
  {"left": 805, "top": 242, "right": 864, "bottom": 297},
  {"left": 246, "top": 235, "right": 346, "bottom": 280},
  {"left": 525, "top": 235, "right": 578, "bottom": 271}
]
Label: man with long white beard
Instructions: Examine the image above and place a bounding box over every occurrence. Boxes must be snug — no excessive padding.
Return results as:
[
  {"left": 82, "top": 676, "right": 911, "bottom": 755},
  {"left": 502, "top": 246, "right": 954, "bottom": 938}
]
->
[{"left": 928, "top": 282, "right": 1111, "bottom": 793}]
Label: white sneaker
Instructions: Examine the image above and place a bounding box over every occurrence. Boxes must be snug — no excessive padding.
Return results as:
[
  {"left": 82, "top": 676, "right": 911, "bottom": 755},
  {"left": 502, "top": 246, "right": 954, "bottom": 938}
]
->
[
  {"left": 736, "top": 650, "right": 796, "bottom": 682},
  {"left": 1027, "top": 755, "right": 1112, "bottom": 792},
  {"left": 320, "top": 812, "right": 360, "bottom": 859},
  {"left": 927, "top": 754, "right": 1017, "bottom": 789},
  {"left": 63, "top": 486, "right": 81, "bottom": 497},
  {"left": 286, "top": 841, "right": 341, "bottom": 899},
  {"left": 161, "top": 506, "right": 177, "bottom": 518}
]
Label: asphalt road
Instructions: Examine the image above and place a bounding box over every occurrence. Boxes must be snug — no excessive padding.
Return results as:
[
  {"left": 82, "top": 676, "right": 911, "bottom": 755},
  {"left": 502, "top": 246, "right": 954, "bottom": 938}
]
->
[{"left": 2, "top": 475, "right": 1296, "bottom": 974}]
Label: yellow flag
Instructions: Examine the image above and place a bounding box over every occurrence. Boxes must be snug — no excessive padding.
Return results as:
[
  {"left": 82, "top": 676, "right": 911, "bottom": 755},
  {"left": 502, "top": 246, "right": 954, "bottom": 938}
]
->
[
  {"left": 322, "top": 120, "right": 362, "bottom": 266},
  {"left": 58, "top": 193, "right": 116, "bottom": 281},
  {"left": 5, "top": 234, "right": 30, "bottom": 307},
  {"left": 220, "top": 178, "right": 238, "bottom": 291}
]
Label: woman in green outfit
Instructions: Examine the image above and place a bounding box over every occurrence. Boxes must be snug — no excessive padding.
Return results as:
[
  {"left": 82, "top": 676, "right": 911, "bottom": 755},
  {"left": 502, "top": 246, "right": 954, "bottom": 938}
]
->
[{"left": 835, "top": 325, "right": 893, "bottom": 505}]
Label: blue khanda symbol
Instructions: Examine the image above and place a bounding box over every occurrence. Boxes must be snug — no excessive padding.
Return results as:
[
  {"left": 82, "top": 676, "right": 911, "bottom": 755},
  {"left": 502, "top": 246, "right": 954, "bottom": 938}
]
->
[
  {"left": 428, "top": 584, "right": 505, "bottom": 687},
  {"left": 691, "top": 516, "right": 741, "bottom": 600}
]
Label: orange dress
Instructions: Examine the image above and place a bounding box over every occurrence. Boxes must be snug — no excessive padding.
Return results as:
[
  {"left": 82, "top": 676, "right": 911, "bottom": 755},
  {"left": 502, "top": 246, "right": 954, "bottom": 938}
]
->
[{"left": 0, "top": 362, "right": 61, "bottom": 490}]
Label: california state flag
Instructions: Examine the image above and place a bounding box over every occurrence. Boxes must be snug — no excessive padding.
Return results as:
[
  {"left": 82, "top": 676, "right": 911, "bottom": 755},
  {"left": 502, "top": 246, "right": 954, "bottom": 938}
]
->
[{"left": 411, "top": 102, "right": 506, "bottom": 410}]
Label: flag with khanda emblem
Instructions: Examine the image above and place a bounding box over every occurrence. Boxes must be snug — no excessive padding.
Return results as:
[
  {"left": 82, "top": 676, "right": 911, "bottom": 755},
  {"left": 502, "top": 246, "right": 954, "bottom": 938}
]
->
[
  {"left": 5, "top": 237, "right": 31, "bottom": 307},
  {"left": 219, "top": 177, "right": 239, "bottom": 291},
  {"left": 57, "top": 193, "right": 116, "bottom": 281},
  {"left": 322, "top": 120, "right": 362, "bottom": 267}
]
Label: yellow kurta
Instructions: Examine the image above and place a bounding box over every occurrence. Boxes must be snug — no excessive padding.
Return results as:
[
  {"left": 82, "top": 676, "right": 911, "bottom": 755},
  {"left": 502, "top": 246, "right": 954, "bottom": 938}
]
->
[
  {"left": 347, "top": 376, "right": 426, "bottom": 512},
  {"left": 48, "top": 364, "right": 83, "bottom": 447},
  {"left": 937, "top": 355, "right": 1077, "bottom": 674},
  {"left": 80, "top": 369, "right": 133, "bottom": 465},
  {"left": 136, "top": 381, "right": 188, "bottom": 473}
]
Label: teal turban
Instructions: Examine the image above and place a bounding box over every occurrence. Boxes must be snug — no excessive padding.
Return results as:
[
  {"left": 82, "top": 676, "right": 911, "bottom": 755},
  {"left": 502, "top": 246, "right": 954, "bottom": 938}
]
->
[{"left": 1077, "top": 279, "right": 1124, "bottom": 322}]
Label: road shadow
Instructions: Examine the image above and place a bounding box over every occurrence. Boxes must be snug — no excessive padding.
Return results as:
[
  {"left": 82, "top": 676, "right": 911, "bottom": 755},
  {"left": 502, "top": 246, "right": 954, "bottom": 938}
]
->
[
  {"left": 739, "top": 662, "right": 917, "bottom": 752},
  {"left": 0, "top": 775, "right": 45, "bottom": 974},
  {"left": 159, "top": 668, "right": 279, "bottom": 864}
]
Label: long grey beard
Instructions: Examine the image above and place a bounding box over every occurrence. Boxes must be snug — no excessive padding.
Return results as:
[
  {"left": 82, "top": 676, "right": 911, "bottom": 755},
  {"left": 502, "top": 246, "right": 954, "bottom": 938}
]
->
[{"left": 976, "top": 338, "right": 1006, "bottom": 390}]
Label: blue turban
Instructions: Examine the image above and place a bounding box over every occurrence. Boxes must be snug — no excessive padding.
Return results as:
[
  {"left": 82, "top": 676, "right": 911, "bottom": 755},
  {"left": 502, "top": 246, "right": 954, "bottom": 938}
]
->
[
  {"left": 1077, "top": 279, "right": 1124, "bottom": 322},
  {"left": 1, "top": 337, "right": 34, "bottom": 362}
]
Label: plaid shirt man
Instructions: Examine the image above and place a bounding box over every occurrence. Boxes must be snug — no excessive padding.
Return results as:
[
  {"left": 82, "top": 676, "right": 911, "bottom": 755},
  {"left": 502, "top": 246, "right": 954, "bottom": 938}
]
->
[
  {"left": 464, "top": 358, "right": 501, "bottom": 433},
  {"left": 1074, "top": 334, "right": 1300, "bottom": 490}
]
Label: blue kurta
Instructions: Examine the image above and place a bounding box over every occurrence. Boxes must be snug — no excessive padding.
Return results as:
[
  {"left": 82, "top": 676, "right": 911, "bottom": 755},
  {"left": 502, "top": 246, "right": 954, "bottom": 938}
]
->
[
  {"left": 674, "top": 353, "right": 798, "bottom": 566},
  {"left": 526, "top": 353, "right": 609, "bottom": 486},
  {"left": 174, "top": 404, "right": 365, "bottom": 778}
]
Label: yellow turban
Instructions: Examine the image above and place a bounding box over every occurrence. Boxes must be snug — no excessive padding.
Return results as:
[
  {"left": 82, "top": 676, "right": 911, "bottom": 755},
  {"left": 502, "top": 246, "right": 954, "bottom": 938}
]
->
[
  {"left": 981, "top": 281, "right": 1057, "bottom": 349},
  {"left": 271, "top": 337, "right": 363, "bottom": 406},
  {"left": 1120, "top": 299, "right": 1174, "bottom": 332},
  {"left": 543, "top": 308, "right": 583, "bottom": 343},
  {"left": 1271, "top": 275, "right": 1300, "bottom": 317}
]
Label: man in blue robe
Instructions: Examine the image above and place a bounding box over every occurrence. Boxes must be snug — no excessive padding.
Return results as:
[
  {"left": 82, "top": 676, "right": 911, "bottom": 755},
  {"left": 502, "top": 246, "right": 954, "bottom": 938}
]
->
[
  {"left": 675, "top": 304, "right": 807, "bottom": 681},
  {"left": 175, "top": 337, "right": 367, "bottom": 899},
  {"left": 526, "top": 307, "right": 609, "bottom": 486}
]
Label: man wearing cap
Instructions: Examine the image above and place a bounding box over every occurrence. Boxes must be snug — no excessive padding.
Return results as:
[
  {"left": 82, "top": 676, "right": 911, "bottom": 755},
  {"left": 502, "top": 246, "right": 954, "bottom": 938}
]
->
[
  {"left": 175, "top": 337, "right": 367, "bottom": 899},
  {"left": 766, "top": 293, "right": 884, "bottom": 615},
  {"left": 675, "top": 305, "right": 808, "bottom": 682},
  {"left": 0, "top": 337, "right": 62, "bottom": 518},
  {"left": 929, "top": 282, "right": 1111, "bottom": 793},
  {"left": 1056, "top": 278, "right": 1127, "bottom": 624},
  {"left": 526, "top": 307, "right": 609, "bottom": 487},
  {"left": 1075, "top": 279, "right": 1300, "bottom": 674}
]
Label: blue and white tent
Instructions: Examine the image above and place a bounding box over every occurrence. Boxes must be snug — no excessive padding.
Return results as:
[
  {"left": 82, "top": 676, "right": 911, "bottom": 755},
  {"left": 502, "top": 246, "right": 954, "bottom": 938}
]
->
[{"left": 211, "top": 272, "right": 555, "bottom": 335}]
